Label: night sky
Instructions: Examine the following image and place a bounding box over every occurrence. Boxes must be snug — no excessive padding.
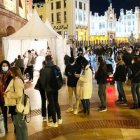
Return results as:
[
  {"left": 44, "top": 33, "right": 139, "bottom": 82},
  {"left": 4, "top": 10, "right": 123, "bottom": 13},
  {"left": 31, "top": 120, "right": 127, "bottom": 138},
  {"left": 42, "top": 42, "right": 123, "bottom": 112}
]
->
[
  {"left": 90, "top": 0, "right": 140, "bottom": 18},
  {"left": 34, "top": 0, "right": 140, "bottom": 18}
]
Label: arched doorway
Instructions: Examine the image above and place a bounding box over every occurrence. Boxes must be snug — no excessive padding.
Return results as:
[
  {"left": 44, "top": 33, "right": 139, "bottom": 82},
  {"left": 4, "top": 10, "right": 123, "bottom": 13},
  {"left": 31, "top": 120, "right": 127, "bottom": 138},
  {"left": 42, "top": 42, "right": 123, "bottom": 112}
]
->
[{"left": 6, "top": 26, "right": 15, "bottom": 36}]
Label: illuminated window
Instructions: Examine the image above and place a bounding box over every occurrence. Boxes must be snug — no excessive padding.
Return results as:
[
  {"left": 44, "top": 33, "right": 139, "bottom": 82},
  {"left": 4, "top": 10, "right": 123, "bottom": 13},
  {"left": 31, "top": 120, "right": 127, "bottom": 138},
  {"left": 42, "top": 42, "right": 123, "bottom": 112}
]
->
[
  {"left": 84, "top": 14, "right": 86, "bottom": 21},
  {"left": 64, "top": 0, "right": 66, "bottom": 8},
  {"left": 51, "top": 3, "right": 53, "bottom": 10},
  {"left": 75, "top": 1, "right": 77, "bottom": 8},
  {"left": 79, "top": 13, "right": 82, "bottom": 21},
  {"left": 64, "top": 11, "right": 67, "bottom": 22},
  {"left": 79, "top": 2, "right": 82, "bottom": 9},
  {"left": 127, "top": 15, "right": 131, "bottom": 19},
  {"left": 84, "top": 3, "right": 86, "bottom": 10},
  {"left": 128, "top": 22, "right": 131, "bottom": 25},
  {"left": 57, "top": 12, "right": 61, "bottom": 22},
  {"left": 56, "top": 1, "right": 61, "bottom": 9},
  {"left": 51, "top": 13, "right": 54, "bottom": 22},
  {"left": 64, "top": 31, "right": 68, "bottom": 38}
]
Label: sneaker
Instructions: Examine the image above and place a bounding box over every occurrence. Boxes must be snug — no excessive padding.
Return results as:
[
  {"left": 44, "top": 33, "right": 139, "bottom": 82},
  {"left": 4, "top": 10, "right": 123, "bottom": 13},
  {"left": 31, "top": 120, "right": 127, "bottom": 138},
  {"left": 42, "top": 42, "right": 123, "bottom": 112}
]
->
[
  {"left": 66, "top": 108, "right": 73, "bottom": 113},
  {"left": 78, "top": 110, "right": 84, "bottom": 113},
  {"left": 74, "top": 109, "right": 78, "bottom": 115},
  {"left": 58, "top": 119, "right": 63, "bottom": 125},
  {"left": 130, "top": 104, "right": 138, "bottom": 109},
  {"left": 115, "top": 100, "right": 123, "bottom": 104},
  {"left": 48, "top": 118, "right": 53, "bottom": 123},
  {"left": 98, "top": 107, "right": 107, "bottom": 112},
  {"left": 47, "top": 122, "right": 58, "bottom": 127},
  {"left": 43, "top": 117, "right": 47, "bottom": 122},
  {"left": 120, "top": 101, "right": 128, "bottom": 105}
]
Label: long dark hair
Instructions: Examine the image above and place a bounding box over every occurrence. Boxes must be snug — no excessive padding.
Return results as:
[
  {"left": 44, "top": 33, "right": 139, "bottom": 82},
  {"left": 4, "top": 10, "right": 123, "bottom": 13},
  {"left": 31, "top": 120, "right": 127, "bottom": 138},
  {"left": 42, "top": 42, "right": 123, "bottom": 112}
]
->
[
  {"left": 10, "top": 67, "right": 24, "bottom": 82},
  {"left": 81, "top": 58, "right": 89, "bottom": 69},
  {"left": 98, "top": 56, "right": 106, "bottom": 68}
]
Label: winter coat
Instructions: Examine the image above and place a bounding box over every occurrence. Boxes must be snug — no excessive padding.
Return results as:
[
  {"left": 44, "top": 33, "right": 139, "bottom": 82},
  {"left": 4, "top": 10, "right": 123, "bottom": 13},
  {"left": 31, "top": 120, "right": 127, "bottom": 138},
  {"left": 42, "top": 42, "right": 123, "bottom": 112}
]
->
[
  {"left": 76, "top": 65, "right": 93, "bottom": 99},
  {"left": 95, "top": 63, "right": 107, "bottom": 84},
  {"left": 114, "top": 60, "right": 126, "bottom": 82},
  {"left": 15, "top": 58, "right": 24, "bottom": 68},
  {"left": 123, "top": 52, "right": 133, "bottom": 66},
  {"left": 0, "top": 71, "right": 12, "bottom": 103},
  {"left": 4, "top": 77, "right": 24, "bottom": 106},
  {"left": 130, "top": 61, "right": 140, "bottom": 83},
  {"left": 40, "top": 62, "right": 59, "bottom": 92},
  {"left": 65, "top": 63, "right": 81, "bottom": 87}
]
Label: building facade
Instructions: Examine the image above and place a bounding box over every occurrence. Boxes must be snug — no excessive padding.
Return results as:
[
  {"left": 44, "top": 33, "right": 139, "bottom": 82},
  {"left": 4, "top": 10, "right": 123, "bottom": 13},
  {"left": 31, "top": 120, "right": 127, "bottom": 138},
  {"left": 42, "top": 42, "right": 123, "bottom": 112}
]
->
[
  {"left": 90, "top": 4, "right": 140, "bottom": 44},
  {"left": 34, "top": 0, "right": 90, "bottom": 45},
  {"left": 33, "top": 1, "right": 140, "bottom": 45},
  {"left": 0, "top": 0, "right": 28, "bottom": 60}
]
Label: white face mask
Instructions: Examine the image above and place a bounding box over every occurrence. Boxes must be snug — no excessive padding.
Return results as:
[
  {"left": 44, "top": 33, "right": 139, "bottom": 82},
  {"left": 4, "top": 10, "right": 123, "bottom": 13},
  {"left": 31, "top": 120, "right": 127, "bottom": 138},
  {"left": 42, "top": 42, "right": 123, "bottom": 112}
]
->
[{"left": 2, "top": 66, "right": 9, "bottom": 72}]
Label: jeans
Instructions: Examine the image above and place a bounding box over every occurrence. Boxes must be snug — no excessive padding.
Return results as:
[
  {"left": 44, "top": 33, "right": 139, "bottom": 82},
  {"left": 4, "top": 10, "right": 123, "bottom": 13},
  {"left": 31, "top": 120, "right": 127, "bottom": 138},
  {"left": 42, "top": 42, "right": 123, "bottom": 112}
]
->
[
  {"left": 98, "top": 84, "right": 106, "bottom": 107},
  {"left": 46, "top": 90, "right": 61, "bottom": 123},
  {"left": 13, "top": 113, "right": 28, "bottom": 140},
  {"left": 39, "top": 88, "right": 47, "bottom": 117},
  {"left": 68, "top": 86, "right": 76, "bottom": 108},
  {"left": 40, "top": 88, "right": 52, "bottom": 118},
  {"left": 27, "top": 65, "right": 33, "bottom": 81},
  {"left": 81, "top": 99, "right": 90, "bottom": 113},
  {"left": 131, "top": 83, "right": 140, "bottom": 105},
  {"left": 116, "top": 81, "right": 127, "bottom": 102}
]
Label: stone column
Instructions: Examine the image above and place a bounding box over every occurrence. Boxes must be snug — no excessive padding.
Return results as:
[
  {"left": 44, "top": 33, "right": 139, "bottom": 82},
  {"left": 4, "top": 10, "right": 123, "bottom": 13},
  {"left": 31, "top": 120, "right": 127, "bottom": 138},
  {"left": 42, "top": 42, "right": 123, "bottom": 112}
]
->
[{"left": 67, "top": 0, "right": 76, "bottom": 38}]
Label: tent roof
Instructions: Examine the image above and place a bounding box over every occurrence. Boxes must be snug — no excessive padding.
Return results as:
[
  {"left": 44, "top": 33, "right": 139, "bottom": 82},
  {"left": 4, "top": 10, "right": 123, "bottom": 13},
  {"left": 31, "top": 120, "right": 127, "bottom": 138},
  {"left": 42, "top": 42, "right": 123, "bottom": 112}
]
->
[
  {"left": 7, "top": 10, "right": 57, "bottom": 40},
  {"left": 45, "top": 19, "right": 62, "bottom": 39}
]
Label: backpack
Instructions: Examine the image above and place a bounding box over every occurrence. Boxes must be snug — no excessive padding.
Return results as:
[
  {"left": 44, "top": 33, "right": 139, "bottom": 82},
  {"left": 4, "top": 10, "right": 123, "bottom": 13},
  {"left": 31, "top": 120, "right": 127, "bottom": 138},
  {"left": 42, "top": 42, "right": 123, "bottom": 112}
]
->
[
  {"left": 50, "top": 65, "right": 63, "bottom": 90},
  {"left": 31, "top": 56, "right": 36, "bottom": 64}
]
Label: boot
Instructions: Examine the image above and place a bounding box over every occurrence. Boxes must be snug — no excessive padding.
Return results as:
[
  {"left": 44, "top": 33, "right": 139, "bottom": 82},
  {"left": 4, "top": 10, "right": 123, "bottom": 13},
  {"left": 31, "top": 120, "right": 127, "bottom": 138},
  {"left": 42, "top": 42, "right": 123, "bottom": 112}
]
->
[{"left": 130, "top": 103, "right": 138, "bottom": 109}]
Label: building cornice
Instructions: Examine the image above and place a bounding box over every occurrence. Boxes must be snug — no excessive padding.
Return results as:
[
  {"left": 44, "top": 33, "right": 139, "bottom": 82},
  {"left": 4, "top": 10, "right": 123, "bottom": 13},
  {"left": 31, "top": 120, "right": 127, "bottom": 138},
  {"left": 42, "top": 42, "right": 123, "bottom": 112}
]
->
[{"left": 0, "top": 7, "right": 27, "bottom": 24}]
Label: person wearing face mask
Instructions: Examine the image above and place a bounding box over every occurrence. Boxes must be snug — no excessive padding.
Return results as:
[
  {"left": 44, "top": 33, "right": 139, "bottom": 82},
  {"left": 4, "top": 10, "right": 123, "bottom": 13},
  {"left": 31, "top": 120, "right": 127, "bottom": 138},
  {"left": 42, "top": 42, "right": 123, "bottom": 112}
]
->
[
  {"left": 4, "top": 67, "right": 28, "bottom": 140},
  {"left": 0, "top": 60, "right": 12, "bottom": 132}
]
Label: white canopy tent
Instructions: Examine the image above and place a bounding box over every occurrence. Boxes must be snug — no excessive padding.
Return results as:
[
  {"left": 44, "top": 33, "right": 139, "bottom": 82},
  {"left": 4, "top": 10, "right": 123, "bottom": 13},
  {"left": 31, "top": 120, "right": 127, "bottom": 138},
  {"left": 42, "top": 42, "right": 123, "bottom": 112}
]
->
[{"left": 2, "top": 10, "right": 66, "bottom": 73}]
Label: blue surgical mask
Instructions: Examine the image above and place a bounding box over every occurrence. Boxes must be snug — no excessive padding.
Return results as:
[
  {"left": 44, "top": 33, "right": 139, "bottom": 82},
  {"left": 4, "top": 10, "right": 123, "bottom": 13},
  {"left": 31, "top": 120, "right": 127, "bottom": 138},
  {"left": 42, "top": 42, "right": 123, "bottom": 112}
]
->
[{"left": 2, "top": 66, "right": 8, "bottom": 72}]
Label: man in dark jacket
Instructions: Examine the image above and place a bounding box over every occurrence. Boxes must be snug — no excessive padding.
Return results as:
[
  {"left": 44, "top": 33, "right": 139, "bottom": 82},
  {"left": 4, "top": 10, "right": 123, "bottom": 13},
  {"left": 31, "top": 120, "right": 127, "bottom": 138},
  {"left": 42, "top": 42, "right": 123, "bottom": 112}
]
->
[
  {"left": 39, "top": 55, "right": 62, "bottom": 127},
  {"left": 65, "top": 57, "right": 81, "bottom": 112},
  {"left": 130, "top": 56, "right": 140, "bottom": 109},
  {"left": 114, "top": 55, "right": 127, "bottom": 104},
  {"left": 123, "top": 48, "right": 133, "bottom": 79},
  {"left": 95, "top": 56, "right": 107, "bottom": 112}
]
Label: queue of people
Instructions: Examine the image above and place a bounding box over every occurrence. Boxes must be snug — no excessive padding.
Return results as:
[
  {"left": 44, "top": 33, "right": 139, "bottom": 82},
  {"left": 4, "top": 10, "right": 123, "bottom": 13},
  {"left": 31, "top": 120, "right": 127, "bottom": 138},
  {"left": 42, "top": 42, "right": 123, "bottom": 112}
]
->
[{"left": 0, "top": 43, "right": 139, "bottom": 140}]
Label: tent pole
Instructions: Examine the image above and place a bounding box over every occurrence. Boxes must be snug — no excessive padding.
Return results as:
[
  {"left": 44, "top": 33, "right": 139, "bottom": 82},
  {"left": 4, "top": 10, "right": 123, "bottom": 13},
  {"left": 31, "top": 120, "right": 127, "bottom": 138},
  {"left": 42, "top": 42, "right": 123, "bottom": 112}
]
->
[{"left": 21, "top": 39, "right": 23, "bottom": 56}]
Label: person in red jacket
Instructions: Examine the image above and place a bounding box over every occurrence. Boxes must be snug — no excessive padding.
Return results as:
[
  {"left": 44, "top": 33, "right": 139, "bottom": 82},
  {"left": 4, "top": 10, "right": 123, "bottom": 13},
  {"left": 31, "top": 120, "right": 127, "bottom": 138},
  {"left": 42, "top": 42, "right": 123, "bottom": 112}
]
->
[{"left": 0, "top": 60, "right": 12, "bottom": 132}]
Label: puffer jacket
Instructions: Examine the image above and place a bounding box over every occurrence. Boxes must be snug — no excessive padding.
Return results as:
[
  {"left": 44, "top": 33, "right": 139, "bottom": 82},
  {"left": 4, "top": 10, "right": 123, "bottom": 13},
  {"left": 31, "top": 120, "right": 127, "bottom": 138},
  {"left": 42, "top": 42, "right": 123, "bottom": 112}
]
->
[{"left": 4, "top": 77, "right": 24, "bottom": 106}]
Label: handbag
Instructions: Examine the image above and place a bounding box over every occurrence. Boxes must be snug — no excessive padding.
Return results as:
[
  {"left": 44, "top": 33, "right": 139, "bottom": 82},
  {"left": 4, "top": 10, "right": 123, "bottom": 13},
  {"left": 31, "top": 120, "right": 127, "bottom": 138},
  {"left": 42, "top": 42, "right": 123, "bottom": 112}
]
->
[{"left": 16, "top": 91, "right": 30, "bottom": 115}]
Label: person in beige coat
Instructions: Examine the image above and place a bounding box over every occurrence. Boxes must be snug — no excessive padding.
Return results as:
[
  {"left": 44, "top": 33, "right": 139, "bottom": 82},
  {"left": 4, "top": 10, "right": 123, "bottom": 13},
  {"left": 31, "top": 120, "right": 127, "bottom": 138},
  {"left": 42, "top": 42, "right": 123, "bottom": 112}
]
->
[
  {"left": 74, "top": 58, "right": 93, "bottom": 115},
  {"left": 4, "top": 67, "right": 28, "bottom": 140}
]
